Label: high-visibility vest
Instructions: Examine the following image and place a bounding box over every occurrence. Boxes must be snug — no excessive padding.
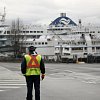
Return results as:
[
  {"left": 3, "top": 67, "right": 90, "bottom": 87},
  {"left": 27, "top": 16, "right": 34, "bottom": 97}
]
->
[{"left": 24, "top": 54, "right": 42, "bottom": 76}]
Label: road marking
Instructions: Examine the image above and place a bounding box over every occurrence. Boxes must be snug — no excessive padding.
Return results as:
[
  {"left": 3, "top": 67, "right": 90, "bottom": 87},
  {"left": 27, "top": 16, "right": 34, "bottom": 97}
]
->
[
  {"left": 82, "top": 80, "right": 96, "bottom": 84},
  {"left": 0, "top": 79, "right": 26, "bottom": 92},
  {"left": 0, "top": 82, "right": 25, "bottom": 84},
  {"left": 0, "top": 79, "right": 24, "bottom": 82},
  {"left": 0, "top": 90, "right": 5, "bottom": 92},
  {"left": 0, "top": 86, "right": 20, "bottom": 88},
  {"left": 0, "top": 84, "right": 26, "bottom": 86}
]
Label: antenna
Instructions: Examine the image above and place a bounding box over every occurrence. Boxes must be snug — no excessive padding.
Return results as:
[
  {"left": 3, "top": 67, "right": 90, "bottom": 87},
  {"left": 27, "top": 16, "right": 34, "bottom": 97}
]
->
[{"left": 79, "top": 19, "right": 82, "bottom": 29}]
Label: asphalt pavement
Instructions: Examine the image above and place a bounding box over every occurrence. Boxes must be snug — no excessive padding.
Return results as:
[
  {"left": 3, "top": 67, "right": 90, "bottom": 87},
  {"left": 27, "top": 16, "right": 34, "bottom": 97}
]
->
[{"left": 0, "top": 63, "right": 100, "bottom": 100}]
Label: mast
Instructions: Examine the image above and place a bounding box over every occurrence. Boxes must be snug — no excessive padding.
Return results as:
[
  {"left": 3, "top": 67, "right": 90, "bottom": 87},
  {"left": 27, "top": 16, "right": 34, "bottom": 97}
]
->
[{"left": 0, "top": 7, "right": 6, "bottom": 22}]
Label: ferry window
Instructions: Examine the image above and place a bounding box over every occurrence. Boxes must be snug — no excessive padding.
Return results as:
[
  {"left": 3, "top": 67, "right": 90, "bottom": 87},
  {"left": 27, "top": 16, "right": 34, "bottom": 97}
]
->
[
  {"left": 0, "top": 36, "right": 3, "bottom": 38},
  {"left": 84, "top": 53, "right": 87, "bottom": 55},
  {"left": 93, "top": 31, "right": 95, "bottom": 33},
  {"left": 35, "top": 42, "right": 37, "bottom": 45},
  {"left": 30, "top": 31, "right": 33, "bottom": 33},
  {"left": 45, "top": 42, "right": 48, "bottom": 45},
  {"left": 23, "top": 31, "right": 25, "bottom": 33},
  {"left": 78, "top": 42, "right": 80, "bottom": 44},
  {"left": 92, "top": 47, "right": 95, "bottom": 50},
  {"left": 98, "top": 31, "right": 100, "bottom": 33},
  {"left": 33, "top": 35, "right": 36, "bottom": 38},
  {"left": 37, "top": 35, "right": 41, "bottom": 38},
  {"left": 26, "top": 31, "right": 29, "bottom": 33},
  {"left": 72, "top": 48, "right": 75, "bottom": 50},
  {"left": 65, "top": 48, "right": 69, "bottom": 50},
  {"left": 72, "top": 47, "right": 83, "bottom": 50},
  {"left": 38, "top": 42, "right": 41, "bottom": 45},
  {"left": 96, "top": 47, "right": 100, "bottom": 49},
  {"left": 90, "top": 31, "right": 95, "bottom": 33},
  {"left": 42, "top": 42, "right": 44, "bottom": 45},
  {"left": 79, "top": 47, "right": 83, "bottom": 50},
  {"left": 81, "top": 42, "right": 83, "bottom": 44},
  {"left": 37, "top": 31, "right": 40, "bottom": 33},
  {"left": 84, "top": 47, "right": 87, "bottom": 50},
  {"left": 41, "top": 31, "right": 43, "bottom": 33},
  {"left": 64, "top": 53, "right": 70, "bottom": 55},
  {"left": 0, "top": 31, "right": 2, "bottom": 33},
  {"left": 7, "top": 31, "right": 10, "bottom": 34},
  {"left": 34, "top": 31, "right": 36, "bottom": 33}
]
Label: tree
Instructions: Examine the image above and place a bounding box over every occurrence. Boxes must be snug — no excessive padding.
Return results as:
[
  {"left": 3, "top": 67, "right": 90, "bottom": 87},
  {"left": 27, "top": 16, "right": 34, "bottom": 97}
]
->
[{"left": 11, "top": 18, "right": 24, "bottom": 58}]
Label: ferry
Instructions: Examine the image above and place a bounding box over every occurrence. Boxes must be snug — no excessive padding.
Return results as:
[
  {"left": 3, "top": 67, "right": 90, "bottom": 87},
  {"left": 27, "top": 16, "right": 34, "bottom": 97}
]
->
[
  {"left": 34, "top": 13, "right": 100, "bottom": 63},
  {"left": 0, "top": 9, "right": 100, "bottom": 62}
]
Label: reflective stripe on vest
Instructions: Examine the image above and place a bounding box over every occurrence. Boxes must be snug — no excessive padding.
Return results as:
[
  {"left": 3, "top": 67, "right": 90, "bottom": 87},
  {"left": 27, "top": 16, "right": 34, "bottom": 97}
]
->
[
  {"left": 25, "top": 54, "right": 41, "bottom": 76},
  {"left": 27, "top": 55, "right": 40, "bottom": 68}
]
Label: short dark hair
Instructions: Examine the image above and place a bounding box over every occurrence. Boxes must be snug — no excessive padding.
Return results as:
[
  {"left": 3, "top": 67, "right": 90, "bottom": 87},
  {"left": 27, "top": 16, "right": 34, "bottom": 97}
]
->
[{"left": 28, "top": 46, "right": 36, "bottom": 52}]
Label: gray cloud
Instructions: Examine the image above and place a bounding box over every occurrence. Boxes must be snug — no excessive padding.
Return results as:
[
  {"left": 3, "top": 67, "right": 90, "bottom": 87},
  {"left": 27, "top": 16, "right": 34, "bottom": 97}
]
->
[{"left": 0, "top": 0, "right": 100, "bottom": 25}]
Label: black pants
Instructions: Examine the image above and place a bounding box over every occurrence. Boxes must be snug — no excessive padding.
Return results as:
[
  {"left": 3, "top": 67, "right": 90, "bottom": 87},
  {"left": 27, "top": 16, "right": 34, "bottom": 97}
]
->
[{"left": 25, "top": 75, "right": 40, "bottom": 100}]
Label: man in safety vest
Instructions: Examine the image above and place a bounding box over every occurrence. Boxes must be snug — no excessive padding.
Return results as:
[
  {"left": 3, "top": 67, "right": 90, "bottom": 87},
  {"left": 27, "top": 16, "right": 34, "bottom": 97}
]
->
[{"left": 21, "top": 46, "right": 45, "bottom": 100}]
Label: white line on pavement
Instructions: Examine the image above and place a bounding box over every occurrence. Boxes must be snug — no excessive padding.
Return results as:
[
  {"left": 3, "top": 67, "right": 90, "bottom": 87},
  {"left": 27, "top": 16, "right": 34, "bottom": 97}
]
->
[
  {"left": 0, "top": 90, "right": 5, "bottom": 92},
  {"left": 0, "top": 80, "right": 24, "bottom": 82},
  {"left": 0, "top": 82, "right": 25, "bottom": 83},
  {"left": 0, "top": 84, "right": 26, "bottom": 86},
  {"left": 0, "top": 86, "right": 20, "bottom": 88}
]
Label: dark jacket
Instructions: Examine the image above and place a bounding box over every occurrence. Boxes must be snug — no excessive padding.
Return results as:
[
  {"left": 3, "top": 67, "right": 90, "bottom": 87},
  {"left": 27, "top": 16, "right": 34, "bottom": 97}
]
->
[{"left": 21, "top": 54, "right": 45, "bottom": 75}]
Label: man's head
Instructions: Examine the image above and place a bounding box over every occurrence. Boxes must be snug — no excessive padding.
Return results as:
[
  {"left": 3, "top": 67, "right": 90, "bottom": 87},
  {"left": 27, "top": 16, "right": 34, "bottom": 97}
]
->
[{"left": 28, "top": 46, "right": 36, "bottom": 53}]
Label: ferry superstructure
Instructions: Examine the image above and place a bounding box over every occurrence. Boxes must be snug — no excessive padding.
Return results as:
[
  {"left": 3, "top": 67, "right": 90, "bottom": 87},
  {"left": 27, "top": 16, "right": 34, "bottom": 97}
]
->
[
  {"left": 0, "top": 24, "right": 47, "bottom": 53},
  {"left": 34, "top": 13, "right": 100, "bottom": 62}
]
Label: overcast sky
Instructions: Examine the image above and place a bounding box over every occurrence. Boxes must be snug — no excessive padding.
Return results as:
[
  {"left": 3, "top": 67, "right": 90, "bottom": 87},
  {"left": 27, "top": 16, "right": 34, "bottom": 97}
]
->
[{"left": 0, "top": 0, "right": 100, "bottom": 25}]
